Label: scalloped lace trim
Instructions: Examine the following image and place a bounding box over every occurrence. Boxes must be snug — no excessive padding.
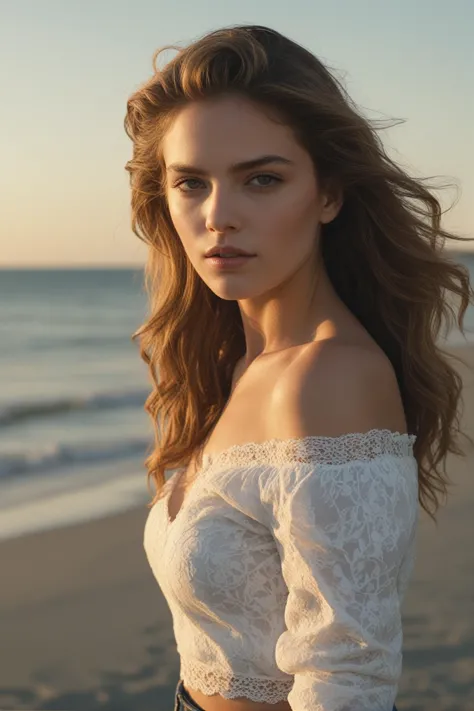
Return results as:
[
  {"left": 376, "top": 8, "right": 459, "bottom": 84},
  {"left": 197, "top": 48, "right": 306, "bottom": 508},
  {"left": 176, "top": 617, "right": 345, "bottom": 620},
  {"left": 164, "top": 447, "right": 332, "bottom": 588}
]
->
[
  {"left": 203, "top": 428, "right": 417, "bottom": 470},
  {"left": 181, "top": 660, "right": 293, "bottom": 703}
]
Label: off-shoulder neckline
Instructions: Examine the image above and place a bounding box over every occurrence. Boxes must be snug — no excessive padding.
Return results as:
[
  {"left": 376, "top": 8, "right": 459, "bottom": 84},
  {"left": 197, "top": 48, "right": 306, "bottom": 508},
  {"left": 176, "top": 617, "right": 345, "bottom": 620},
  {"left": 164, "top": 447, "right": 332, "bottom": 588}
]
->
[
  {"left": 165, "top": 429, "right": 417, "bottom": 528},
  {"left": 200, "top": 428, "right": 416, "bottom": 468}
]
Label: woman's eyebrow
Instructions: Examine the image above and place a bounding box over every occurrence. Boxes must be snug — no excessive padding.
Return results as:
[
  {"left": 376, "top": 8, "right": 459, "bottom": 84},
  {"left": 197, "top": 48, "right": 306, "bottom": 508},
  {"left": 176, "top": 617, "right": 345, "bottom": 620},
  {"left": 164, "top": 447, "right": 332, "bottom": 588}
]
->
[{"left": 166, "top": 155, "right": 294, "bottom": 176}]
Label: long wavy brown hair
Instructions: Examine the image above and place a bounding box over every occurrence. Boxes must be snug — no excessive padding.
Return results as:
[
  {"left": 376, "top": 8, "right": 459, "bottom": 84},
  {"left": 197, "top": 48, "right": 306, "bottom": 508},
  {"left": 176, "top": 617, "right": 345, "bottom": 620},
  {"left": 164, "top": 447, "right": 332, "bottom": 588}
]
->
[{"left": 123, "top": 24, "right": 474, "bottom": 522}]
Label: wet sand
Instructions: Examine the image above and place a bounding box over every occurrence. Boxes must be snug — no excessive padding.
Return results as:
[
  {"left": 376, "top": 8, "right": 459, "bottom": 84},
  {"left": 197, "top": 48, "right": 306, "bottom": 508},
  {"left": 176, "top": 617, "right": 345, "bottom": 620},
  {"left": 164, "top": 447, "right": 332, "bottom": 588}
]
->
[{"left": 1, "top": 344, "right": 473, "bottom": 711}]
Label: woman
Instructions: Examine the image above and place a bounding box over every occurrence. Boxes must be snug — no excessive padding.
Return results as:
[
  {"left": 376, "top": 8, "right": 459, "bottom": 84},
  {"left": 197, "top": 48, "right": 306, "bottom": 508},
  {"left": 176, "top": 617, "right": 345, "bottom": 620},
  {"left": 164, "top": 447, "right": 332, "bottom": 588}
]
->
[{"left": 124, "top": 24, "right": 473, "bottom": 711}]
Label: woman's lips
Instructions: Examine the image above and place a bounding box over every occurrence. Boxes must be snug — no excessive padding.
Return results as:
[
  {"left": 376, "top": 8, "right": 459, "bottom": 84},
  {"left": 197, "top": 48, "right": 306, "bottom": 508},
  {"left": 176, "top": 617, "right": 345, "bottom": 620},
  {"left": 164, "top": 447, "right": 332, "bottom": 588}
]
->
[{"left": 205, "top": 255, "right": 256, "bottom": 269}]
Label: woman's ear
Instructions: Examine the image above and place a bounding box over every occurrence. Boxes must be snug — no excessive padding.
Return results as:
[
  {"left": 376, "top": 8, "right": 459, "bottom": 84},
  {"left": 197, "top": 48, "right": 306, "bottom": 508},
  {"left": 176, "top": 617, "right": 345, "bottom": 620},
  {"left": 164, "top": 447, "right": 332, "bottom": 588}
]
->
[{"left": 320, "top": 182, "right": 344, "bottom": 224}]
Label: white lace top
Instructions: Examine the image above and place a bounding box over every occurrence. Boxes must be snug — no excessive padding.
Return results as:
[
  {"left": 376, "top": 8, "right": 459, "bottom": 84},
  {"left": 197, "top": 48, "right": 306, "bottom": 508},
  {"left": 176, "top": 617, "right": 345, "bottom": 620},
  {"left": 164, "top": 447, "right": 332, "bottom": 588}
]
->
[{"left": 144, "top": 429, "right": 419, "bottom": 711}]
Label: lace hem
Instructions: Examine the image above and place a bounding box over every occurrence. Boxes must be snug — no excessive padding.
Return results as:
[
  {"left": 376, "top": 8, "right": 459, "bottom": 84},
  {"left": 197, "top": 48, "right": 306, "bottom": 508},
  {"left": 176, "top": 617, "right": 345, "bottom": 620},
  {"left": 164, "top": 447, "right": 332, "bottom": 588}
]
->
[
  {"left": 180, "top": 659, "right": 293, "bottom": 703},
  {"left": 203, "top": 429, "right": 417, "bottom": 470}
]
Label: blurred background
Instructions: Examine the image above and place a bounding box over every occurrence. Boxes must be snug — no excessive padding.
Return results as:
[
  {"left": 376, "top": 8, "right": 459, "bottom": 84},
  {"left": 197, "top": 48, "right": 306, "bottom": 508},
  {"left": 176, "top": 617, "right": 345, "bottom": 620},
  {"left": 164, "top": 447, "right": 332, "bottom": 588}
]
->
[{"left": 0, "top": 1, "right": 473, "bottom": 709}]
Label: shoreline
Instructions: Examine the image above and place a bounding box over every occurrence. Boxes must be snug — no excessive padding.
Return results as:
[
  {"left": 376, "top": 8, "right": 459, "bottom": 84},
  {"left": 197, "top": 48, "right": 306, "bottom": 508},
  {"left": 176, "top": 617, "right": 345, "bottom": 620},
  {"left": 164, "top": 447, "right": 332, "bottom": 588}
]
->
[{"left": 0, "top": 343, "right": 473, "bottom": 710}]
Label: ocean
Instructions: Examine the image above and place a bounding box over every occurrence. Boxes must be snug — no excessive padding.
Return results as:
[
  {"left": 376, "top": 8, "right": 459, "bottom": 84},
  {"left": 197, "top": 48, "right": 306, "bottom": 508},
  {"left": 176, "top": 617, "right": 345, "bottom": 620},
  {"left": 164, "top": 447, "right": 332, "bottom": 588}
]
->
[{"left": 1, "top": 256, "right": 473, "bottom": 541}]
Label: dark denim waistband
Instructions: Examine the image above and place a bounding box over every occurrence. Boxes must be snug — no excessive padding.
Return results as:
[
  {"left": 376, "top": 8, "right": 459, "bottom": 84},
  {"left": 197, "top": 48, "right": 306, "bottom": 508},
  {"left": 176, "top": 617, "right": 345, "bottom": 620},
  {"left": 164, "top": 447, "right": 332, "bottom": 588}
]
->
[
  {"left": 174, "top": 680, "right": 207, "bottom": 711},
  {"left": 174, "top": 679, "right": 398, "bottom": 711}
]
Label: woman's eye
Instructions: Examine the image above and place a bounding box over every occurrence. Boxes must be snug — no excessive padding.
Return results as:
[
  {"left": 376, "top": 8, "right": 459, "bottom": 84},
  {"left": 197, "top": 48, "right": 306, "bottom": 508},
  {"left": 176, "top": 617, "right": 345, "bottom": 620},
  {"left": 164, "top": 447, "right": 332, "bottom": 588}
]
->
[
  {"left": 174, "top": 174, "right": 282, "bottom": 193},
  {"left": 250, "top": 174, "right": 281, "bottom": 188},
  {"left": 175, "top": 178, "right": 203, "bottom": 191}
]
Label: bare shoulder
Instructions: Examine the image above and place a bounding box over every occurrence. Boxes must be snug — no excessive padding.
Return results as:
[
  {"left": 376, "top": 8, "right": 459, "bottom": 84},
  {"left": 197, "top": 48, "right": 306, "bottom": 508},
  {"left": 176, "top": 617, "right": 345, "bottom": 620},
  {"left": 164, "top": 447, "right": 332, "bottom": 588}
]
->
[{"left": 268, "top": 341, "right": 408, "bottom": 439}]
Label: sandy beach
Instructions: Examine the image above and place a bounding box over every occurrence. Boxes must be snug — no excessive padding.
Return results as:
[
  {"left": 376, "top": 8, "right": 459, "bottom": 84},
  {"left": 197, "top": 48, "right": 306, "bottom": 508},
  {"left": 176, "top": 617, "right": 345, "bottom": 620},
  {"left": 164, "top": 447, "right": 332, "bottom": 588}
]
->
[{"left": 1, "top": 343, "right": 473, "bottom": 711}]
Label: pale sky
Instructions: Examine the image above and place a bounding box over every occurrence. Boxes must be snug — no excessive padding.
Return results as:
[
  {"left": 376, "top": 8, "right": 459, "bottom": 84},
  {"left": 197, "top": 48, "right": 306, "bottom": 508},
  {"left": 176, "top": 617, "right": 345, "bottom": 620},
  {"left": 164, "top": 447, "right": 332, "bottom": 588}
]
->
[{"left": 1, "top": 0, "right": 473, "bottom": 267}]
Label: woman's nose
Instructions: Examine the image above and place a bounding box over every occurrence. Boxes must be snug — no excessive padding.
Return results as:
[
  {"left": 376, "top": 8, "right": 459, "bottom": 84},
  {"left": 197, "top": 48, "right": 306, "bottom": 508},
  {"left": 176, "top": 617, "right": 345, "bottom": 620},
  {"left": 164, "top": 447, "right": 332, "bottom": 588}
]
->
[{"left": 205, "top": 189, "right": 240, "bottom": 233}]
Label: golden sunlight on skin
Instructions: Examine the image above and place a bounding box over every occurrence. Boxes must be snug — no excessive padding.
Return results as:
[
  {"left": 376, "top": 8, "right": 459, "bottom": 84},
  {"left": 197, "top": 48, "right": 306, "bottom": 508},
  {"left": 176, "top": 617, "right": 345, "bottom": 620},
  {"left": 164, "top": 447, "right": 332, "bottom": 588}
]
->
[{"left": 160, "top": 95, "right": 344, "bottom": 364}]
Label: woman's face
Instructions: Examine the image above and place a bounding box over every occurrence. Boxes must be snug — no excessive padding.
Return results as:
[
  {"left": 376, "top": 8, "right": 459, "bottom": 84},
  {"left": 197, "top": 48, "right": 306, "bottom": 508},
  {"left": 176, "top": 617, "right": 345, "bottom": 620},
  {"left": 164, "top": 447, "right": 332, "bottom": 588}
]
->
[{"left": 161, "top": 94, "right": 340, "bottom": 301}]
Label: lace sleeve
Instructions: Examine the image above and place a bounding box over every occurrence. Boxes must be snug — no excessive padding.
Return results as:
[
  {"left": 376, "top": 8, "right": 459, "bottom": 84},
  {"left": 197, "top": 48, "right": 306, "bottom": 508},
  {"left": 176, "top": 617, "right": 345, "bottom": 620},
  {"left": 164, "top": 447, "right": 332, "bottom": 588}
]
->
[{"left": 261, "top": 454, "right": 419, "bottom": 711}]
